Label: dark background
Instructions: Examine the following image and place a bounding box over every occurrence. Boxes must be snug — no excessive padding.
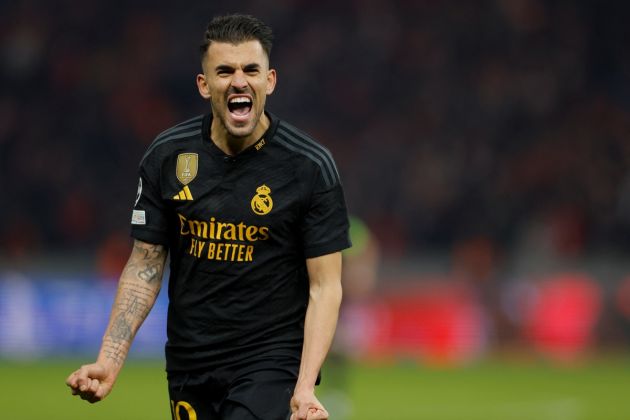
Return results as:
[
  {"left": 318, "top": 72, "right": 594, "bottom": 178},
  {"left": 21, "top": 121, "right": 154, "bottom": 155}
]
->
[{"left": 1, "top": 0, "right": 630, "bottom": 276}]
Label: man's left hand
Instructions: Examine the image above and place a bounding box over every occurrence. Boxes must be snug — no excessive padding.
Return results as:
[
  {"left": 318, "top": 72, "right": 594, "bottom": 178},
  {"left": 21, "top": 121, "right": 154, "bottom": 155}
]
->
[{"left": 290, "top": 389, "right": 329, "bottom": 420}]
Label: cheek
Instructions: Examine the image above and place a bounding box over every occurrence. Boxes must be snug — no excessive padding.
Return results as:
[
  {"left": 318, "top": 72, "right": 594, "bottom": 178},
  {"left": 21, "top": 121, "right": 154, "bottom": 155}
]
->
[
  {"left": 253, "top": 80, "right": 272, "bottom": 97},
  {"left": 211, "top": 97, "right": 227, "bottom": 112},
  {"left": 209, "top": 79, "right": 230, "bottom": 95}
]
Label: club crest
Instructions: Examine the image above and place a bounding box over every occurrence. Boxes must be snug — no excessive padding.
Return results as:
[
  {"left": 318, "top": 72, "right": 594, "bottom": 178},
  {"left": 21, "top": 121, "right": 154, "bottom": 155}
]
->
[
  {"left": 176, "top": 153, "right": 198, "bottom": 185},
  {"left": 251, "top": 185, "right": 273, "bottom": 215}
]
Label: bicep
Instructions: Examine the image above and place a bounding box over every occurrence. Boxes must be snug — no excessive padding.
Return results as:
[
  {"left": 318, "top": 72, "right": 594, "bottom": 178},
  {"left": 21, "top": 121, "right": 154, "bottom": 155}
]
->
[{"left": 306, "top": 252, "right": 342, "bottom": 288}]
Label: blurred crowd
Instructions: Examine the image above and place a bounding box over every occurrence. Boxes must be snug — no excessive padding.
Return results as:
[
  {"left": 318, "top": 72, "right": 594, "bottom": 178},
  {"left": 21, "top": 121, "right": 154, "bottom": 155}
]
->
[{"left": 2, "top": 0, "right": 630, "bottom": 271}]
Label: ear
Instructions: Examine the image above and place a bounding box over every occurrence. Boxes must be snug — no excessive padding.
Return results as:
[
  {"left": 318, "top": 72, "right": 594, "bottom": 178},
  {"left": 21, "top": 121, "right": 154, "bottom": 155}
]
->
[
  {"left": 266, "top": 69, "right": 277, "bottom": 95},
  {"left": 196, "top": 73, "right": 211, "bottom": 99}
]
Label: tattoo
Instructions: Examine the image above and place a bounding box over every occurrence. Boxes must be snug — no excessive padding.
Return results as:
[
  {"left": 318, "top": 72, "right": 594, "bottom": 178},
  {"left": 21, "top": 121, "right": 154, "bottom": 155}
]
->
[
  {"left": 123, "top": 242, "right": 166, "bottom": 284},
  {"left": 102, "top": 337, "right": 127, "bottom": 366},
  {"left": 116, "top": 291, "right": 149, "bottom": 317},
  {"left": 133, "top": 242, "right": 165, "bottom": 261},
  {"left": 101, "top": 241, "right": 166, "bottom": 366},
  {"left": 138, "top": 263, "right": 161, "bottom": 283},
  {"left": 109, "top": 314, "right": 132, "bottom": 342}
]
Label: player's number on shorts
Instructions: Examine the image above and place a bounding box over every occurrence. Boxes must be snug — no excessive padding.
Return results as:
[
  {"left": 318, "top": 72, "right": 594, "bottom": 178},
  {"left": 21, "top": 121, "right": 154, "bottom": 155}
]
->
[{"left": 171, "top": 400, "right": 197, "bottom": 420}]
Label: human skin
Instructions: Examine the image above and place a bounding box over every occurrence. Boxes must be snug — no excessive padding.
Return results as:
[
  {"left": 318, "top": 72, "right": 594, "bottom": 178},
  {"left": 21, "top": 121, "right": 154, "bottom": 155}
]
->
[
  {"left": 65, "top": 240, "right": 167, "bottom": 403},
  {"left": 196, "top": 39, "right": 276, "bottom": 156},
  {"left": 67, "top": 39, "right": 342, "bottom": 420},
  {"left": 291, "top": 252, "right": 343, "bottom": 420}
]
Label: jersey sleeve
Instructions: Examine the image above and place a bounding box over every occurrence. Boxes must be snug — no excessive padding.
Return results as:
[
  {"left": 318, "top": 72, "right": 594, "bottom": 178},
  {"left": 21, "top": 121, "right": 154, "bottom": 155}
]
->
[
  {"left": 130, "top": 152, "right": 170, "bottom": 246},
  {"left": 301, "top": 167, "right": 352, "bottom": 258}
]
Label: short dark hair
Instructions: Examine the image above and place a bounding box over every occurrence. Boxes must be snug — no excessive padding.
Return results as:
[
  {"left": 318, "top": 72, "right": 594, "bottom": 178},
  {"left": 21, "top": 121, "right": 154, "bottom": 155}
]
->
[{"left": 200, "top": 14, "right": 274, "bottom": 60}]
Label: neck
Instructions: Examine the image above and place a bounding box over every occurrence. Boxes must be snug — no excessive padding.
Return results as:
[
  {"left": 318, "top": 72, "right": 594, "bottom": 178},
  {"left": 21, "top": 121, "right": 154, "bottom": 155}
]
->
[{"left": 211, "top": 113, "right": 269, "bottom": 156}]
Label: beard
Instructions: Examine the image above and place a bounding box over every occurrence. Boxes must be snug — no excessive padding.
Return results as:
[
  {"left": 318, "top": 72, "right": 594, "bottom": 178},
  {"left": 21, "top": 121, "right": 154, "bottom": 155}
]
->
[{"left": 214, "top": 104, "right": 263, "bottom": 138}]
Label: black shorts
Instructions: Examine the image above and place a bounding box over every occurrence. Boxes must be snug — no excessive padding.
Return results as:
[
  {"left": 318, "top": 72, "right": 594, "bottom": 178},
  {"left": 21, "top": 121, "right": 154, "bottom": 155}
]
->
[{"left": 167, "top": 356, "right": 299, "bottom": 420}]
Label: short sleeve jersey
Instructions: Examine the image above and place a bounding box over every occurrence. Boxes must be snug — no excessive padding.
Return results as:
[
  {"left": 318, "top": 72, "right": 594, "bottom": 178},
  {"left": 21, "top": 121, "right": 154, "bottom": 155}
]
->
[{"left": 131, "top": 112, "right": 351, "bottom": 373}]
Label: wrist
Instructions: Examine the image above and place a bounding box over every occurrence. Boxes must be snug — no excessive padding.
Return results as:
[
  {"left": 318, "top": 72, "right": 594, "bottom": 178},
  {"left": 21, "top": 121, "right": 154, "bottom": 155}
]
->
[
  {"left": 294, "top": 378, "right": 315, "bottom": 394},
  {"left": 96, "top": 350, "right": 126, "bottom": 373}
]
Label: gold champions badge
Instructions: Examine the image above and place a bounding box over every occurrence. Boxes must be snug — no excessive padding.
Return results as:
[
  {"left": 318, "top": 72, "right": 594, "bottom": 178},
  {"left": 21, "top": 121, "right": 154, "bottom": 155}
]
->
[
  {"left": 251, "top": 185, "right": 273, "bottom": 215},
  {"left": 176, "top": 153, "right": 198, "bottom": 185}
]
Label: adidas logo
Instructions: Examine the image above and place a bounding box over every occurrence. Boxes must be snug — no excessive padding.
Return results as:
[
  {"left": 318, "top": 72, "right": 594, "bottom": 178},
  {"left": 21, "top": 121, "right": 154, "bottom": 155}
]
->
[{"left": 173, "top": 185, "right": 193, "bottom": 201}]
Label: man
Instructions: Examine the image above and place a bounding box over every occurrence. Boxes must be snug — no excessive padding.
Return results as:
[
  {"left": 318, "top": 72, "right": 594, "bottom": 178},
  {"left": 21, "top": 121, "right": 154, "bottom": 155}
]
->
[{"left": 66, "top": 14, "right": 351, "bottom": 420}]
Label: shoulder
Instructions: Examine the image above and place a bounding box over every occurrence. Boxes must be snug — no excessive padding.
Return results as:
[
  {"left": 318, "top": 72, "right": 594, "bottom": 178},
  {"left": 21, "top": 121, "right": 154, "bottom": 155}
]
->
[
  {"left": 272, "top": 118, "right": 340, "bottom": 188},
  {"left": 140, "top": 115, "right": 205, "bottom": 166}
]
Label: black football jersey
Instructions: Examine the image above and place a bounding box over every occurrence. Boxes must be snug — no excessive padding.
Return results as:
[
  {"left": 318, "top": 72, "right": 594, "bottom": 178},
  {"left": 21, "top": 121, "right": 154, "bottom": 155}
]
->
[{"left": 131, "top": 112, "right": 351, "bottom": 372}]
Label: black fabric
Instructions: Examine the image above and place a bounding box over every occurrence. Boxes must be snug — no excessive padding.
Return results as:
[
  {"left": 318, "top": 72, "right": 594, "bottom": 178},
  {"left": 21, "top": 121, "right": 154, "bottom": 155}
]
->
[
  {"left": 168, "top": 356, "right": 298, "bottom": 420},
  {"left": 130, "top": 111, "right": 351, "bottom": 372}
]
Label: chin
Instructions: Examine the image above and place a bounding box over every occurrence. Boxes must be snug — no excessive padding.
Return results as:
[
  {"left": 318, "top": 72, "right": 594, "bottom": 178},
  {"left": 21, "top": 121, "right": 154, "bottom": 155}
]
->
[
  {"left": 225, "top": 119, "right": 256, "bottom": 138},
  {"left": 227, "top": 125, "right": 255, "bottom": 138}
]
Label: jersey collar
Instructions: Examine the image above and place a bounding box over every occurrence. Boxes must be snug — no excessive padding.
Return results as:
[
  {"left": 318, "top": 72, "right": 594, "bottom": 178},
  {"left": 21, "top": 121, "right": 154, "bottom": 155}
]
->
[{"left": 201, "top": 111, "right": 279, "bottom": 159}]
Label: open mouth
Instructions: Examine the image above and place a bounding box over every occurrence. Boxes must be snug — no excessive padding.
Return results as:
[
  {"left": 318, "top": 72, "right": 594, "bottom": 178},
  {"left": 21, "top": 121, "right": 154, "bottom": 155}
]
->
[{"left": 227, "top": 96, "right": 253, "bottom": 117}]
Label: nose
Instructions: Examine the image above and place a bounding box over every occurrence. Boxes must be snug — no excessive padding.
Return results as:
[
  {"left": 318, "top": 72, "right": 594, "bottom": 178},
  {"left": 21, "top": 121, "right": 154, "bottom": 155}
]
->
[{"left": 231, "top": 70, "right": 248, "bottom": 89}]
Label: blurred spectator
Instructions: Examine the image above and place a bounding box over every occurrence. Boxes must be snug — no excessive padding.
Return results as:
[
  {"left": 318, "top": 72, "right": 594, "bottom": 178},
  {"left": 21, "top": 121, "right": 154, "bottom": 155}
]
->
[
  {"left": 2, "top": 0, "right": 629, "bottom": 262},
  {"left": 2, "top": 0, "right": 630, "bottom": 364}
]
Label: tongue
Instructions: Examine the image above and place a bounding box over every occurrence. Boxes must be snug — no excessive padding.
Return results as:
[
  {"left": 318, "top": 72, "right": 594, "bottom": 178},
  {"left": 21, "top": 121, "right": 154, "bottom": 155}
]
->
[{"left": 232, "top": 105, "right": 251, "bottom": 116}]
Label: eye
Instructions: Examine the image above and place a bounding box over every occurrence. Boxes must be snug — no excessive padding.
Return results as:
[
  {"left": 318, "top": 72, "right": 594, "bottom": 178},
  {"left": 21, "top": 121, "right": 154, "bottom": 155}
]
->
[
  {"left": 216, "top": 66, "right": 234, "bottom": 76},
  {"left": 244, "top": 65, "right": 260, "bottom": 75}
]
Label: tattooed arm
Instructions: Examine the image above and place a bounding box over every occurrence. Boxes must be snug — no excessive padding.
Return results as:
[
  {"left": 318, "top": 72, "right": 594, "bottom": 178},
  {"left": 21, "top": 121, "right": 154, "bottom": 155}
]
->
[{"left": 66, "top": 239, "right": 167, "bottom": 403}]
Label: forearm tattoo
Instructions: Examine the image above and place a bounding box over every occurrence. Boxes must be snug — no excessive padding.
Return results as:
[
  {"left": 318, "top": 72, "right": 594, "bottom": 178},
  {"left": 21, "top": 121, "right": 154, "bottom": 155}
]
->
[
  {"left": 102, "top": 242, "right": 166, "bottom": 366},
  {"left": 138, "top": 264, "right": 161, "bottom": 283}
]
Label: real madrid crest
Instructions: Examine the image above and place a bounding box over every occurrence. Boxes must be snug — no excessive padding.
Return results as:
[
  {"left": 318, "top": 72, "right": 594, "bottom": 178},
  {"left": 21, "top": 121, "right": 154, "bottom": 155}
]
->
[
  {"left": 176, "top": 153, "right": 198, "bottom": 185},
  {"left": 251, "top": 185, "right": 273, "bottom": 215}
]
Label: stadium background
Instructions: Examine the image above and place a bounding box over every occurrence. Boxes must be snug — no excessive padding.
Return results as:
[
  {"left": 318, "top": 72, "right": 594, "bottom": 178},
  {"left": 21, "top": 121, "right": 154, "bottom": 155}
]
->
[{"left": 1, "top": 0, "right": 630, "bottom": 419}]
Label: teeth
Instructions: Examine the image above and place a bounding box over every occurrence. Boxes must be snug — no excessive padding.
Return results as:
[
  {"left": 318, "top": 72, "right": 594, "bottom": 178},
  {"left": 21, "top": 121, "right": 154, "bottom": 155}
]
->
[{"left": 229, "top": 97, "right": 251, "bottom": 104}]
